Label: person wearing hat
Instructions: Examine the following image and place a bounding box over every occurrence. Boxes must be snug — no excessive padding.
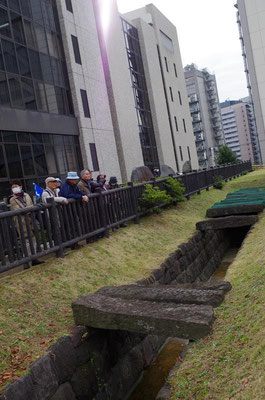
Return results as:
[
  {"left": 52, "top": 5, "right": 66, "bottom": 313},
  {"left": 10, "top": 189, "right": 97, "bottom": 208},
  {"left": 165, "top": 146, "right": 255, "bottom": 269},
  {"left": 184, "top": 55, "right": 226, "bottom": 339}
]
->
[
  {"left": 59, "top": 172, "right": 89, "bottom": 202},
  {"left": 42, "top": 177, "right": 68, "bottom": 204}
]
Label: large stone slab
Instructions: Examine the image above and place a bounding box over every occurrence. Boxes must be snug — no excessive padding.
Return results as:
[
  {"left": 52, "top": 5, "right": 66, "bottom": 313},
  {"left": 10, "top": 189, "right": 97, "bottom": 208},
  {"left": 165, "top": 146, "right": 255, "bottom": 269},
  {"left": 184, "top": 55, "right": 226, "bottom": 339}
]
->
[
  {"left": 206, "top": 204, "right": 264, "bottom": 218},
  {"left": 168, "top": 281, "right": 232, "bottom": 294},
  {"left": 72, "top": 294, "right": 214, "bottom": 340},
  {"left": 96, "top": 285, "right": 224, "bottom": 308},
  {"left": 196, "top": 215, "right": 258, "bottom": 231}
]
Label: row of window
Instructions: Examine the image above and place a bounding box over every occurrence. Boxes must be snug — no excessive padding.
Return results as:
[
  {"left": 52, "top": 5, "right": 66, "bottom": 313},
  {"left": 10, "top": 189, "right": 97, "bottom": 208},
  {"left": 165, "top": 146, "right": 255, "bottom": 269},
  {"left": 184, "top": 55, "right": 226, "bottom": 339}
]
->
[
  {"left": 174, "top": 116, "right": 187, "bottom": 133},
  {"left": 0, "top": 71, "right": 72, "bottom": 114},
  {"left": 0, "top": 0, "right": 59, "bottom": 33},
  {"left": 164, "top": 56, "right": 178, "bottom": 77},
  {"left": 169, "top": 86, "right": 182, "bottom": 105},
  {"left": 0, "top": 6, "right": 63, "bottom": 58}
]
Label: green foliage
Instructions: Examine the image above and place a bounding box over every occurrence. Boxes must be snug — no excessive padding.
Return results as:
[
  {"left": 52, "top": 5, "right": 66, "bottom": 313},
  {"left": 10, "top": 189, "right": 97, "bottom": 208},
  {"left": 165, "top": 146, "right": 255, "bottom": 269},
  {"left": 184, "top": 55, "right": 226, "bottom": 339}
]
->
[
  {"left": 216, "top": 145, "right": 238, "bottom": 165},
  {"left": 213, "top": 175, "right": 224, "bottom": 190},
  {"left": 139, "top": 184, "right": 171, "bottom": 212},
  {"left": 164, "top": 177, "right": 185, "bottom": 203},
  {"left": 242, "top": 170, "right": 248, "bottom": 175}
]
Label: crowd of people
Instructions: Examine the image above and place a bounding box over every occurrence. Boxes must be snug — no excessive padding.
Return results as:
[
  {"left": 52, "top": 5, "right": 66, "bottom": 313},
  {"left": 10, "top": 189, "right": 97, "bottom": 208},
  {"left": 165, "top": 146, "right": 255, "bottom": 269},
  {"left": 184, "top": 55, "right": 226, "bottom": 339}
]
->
[{"left": 8, "top": 170, "right": 120, "bottom": 269}]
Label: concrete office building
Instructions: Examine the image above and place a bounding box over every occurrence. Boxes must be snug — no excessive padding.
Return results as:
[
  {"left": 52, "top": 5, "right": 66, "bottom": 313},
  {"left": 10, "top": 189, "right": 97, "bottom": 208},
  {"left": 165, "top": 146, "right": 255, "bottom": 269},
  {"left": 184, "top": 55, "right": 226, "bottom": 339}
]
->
[
  {"left": 184, "top": 64, "right": 225, "bottom": 169},
  {"left": 0, "top": 0, "right": 198, "bottom": 199},
  {"left": 220, "top": 100, "right": 254, "bottom": 162},
  {"left": 123, "top": 4, "right": 198, "bottom": 173},
  {"left": 236, "top": 0, "right": 264, "bottom": 163}
]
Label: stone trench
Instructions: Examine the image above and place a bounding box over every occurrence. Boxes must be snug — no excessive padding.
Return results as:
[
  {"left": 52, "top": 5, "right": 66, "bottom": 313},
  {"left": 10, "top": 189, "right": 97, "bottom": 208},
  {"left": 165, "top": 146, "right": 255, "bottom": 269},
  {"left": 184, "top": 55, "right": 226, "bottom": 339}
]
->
[{"left": 1, "top": 203, "right": 263, "bottom": 400}]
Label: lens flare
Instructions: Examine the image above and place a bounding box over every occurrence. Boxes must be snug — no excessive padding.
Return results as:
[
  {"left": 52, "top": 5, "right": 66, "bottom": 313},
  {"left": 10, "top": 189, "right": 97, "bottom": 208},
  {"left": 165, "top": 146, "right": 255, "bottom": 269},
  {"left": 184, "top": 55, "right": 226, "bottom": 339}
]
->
[{"left": 99, "top": 0, "right": 112, "bottom": 35}]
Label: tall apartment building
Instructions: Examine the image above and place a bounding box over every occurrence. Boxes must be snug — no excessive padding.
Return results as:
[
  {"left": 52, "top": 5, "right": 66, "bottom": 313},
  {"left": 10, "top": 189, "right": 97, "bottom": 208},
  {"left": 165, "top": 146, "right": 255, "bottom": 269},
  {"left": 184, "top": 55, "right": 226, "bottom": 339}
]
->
[
  {"left": 220, "top": 100, "right": 254, "bottom": 162},
  {"left": 0, "top": 0, "right": 198, "bottom": 199},
  {"left": 236, "top": 0, "right": 263, "bottom": 163},
  {"left": 122, "top": 4, "right": 198, "bottom": 173},
  {"left": 184, "top": 64, "right": 225, "bottom": 169}
]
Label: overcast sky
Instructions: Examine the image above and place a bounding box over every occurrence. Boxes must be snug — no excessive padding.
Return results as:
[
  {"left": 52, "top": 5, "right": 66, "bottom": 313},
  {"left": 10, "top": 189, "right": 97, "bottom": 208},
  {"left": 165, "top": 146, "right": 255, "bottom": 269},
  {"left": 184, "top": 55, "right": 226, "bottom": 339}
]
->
[{"left": 116, "top": 0, "right": 248, "bottom": 102}]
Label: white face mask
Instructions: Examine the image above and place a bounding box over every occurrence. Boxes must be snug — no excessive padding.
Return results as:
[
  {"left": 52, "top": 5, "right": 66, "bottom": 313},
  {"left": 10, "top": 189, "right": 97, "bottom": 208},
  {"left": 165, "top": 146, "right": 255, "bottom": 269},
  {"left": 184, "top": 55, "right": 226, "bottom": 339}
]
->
[{"left": 12, "top": 187, "right": 22, "bottom": 195}]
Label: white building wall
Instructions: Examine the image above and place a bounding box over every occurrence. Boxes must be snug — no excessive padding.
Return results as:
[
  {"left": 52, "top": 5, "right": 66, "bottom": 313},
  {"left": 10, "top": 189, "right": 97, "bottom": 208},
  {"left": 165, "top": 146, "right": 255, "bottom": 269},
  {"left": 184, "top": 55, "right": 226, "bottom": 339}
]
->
[
  {"left": 56, "top": 0, "right": 121, "bottom": 181},
  {"left": 124, "top": 4, "right": 198, "bottom": 172}
]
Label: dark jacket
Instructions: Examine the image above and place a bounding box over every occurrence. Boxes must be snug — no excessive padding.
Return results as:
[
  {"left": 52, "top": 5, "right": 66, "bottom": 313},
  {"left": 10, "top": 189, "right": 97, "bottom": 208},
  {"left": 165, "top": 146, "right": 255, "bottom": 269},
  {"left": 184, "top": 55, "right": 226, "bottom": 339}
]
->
[
  {"left": 59, "top": 181, "right": 85, "bottom": 199},
  {"left": 77, "top": 179, "right": 92, "bottom": 195}
]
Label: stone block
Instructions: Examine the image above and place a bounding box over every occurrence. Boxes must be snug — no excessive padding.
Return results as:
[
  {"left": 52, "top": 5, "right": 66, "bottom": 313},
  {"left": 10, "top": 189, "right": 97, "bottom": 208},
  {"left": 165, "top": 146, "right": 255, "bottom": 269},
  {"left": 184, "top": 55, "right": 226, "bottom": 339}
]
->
[
  {"left": 179, "top": 256, "right": 189, "bottom": 271},
  {"left": 70, "top": 363, "right": 97, "bottom": 399},
  {"left": 30, "top": 354, "right": 58, "bottom": 400},
  {"left": 196, "top": 215, "right": 258, "bottom": 231},
  {"left": 178, "top": 243, "right": 188, "bottom": 256},
  {"left": 206, "top": 204, "right": 264, "bottom": 218},
  {"left": 2, "top": 375, "right": 38, "bottom": 400},
  {"left": 49, "top": 336, "right": 77, "bottom": 383},
  {"left": 168, "top": 281, "right": 232, "bottom": 293},
  {"left": 72, "top": 293, "right": 214, "bottom": 340},
  {"left": 50, "top": 383, "right": 77, "bottom": 400},
  {"left": 151, "top": 268, "right": 163, "bottom": 281},
  {"left": 156, "top": 382, "right": 171, "bottom": 400},
  {"left": 69, "top": 326, "right": 87, "bottom": 348}
]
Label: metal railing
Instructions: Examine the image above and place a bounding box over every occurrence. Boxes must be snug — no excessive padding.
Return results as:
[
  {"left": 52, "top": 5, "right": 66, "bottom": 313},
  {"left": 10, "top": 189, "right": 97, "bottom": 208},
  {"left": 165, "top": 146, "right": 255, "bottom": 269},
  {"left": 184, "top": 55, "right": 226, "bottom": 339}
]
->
[{"left": 0, "top": 161, "right": 252, "bottom": 273}]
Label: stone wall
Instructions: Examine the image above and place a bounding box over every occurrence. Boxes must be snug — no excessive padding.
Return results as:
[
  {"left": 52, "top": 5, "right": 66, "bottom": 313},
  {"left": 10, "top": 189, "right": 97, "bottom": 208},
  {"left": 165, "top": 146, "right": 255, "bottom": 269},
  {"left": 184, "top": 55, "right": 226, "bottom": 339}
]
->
[
  {"left": 137, "top": 229, "right": 230, "bottom": 287},
  {"left": 1, "top": 229, "right": 229, "bottom": 400}
]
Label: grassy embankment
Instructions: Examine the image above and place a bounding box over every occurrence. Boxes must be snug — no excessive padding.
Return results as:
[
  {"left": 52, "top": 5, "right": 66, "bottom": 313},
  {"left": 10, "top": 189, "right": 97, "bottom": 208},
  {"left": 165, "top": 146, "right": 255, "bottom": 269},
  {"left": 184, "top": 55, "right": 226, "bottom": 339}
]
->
[
  {"left": 0, "top": 170, "right": 264, "bottom": 392},
  {"left": 170, "top": 172, "right": 265, "bottom": 400}
]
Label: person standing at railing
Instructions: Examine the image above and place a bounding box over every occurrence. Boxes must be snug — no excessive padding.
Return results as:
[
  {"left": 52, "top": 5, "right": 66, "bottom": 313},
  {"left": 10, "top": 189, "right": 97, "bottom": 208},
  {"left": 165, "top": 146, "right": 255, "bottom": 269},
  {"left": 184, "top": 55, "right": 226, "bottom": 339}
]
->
[
  {"left": 77, "top": 169, "right": 93, "bottom": 195},
  {"left": 42, "top": 177, "right": 68, "bottom": 204},
  {"left": 9, "top": 181, "right": 44, "bottom": 269},
  {"left": 59, "top": 172, "right": 89, "bottom": 202}
]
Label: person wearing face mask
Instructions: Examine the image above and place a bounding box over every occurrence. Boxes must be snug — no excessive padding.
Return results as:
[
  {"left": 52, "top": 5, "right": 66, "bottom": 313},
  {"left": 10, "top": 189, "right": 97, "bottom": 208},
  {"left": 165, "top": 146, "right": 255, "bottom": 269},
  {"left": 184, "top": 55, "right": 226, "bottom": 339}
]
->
[{"left": 9, "top": 181, "right": 44, "bottom": 269}]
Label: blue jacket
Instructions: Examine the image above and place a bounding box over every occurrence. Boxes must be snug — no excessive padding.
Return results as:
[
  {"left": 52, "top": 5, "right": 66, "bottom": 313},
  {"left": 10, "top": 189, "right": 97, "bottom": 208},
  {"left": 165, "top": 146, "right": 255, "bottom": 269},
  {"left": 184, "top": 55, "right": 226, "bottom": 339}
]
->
[{"left": 59, "top": 181, "right": 85, "bottom": 199}]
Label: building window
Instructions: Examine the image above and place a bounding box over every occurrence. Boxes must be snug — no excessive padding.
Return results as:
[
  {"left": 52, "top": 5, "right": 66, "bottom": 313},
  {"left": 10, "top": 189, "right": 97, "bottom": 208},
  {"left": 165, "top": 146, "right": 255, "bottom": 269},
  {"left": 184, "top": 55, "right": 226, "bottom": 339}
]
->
[
  {"left": 169, "top": 86, "right": 174, "bottom": 102},
  {"left": 179, "top": 146, "right": 183, "bottom": 161},
  {"left": 187, "top": 146, "right": 191, "bottom": 161},
  {"left": 174, "top": 116, "right": 178, "bottom": 132},
  {"left": 71, "top": 35, "right": 82, "bottom": 65},
  {"left": 65, "top": 0, "right": 73, "bottom": 13},
  {"left": 80, "top": 89, "right": 90, "bottom": 118},
  {"left": 164, "top": 56, "right": 168, "bottom": 72},
  {"left": 178, "top": 90, "right": 182, "bottom": 105},
  {"left": 174, "top": 63, "right": 177, "bottom": 77},
  {"left": 90, "top": 143, "right": 99, "bottom": 171},
  {"left": 183, "top": 118, "right": 186, "bottom": 133}
]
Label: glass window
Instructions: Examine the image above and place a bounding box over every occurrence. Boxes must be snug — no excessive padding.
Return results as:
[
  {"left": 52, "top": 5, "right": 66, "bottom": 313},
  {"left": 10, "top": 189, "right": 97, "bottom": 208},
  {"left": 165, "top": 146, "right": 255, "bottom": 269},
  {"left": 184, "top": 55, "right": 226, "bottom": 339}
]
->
[
  {"left": 31, "top": 0, "right": 43, "bottom": 25},
  {"left": 40, "top": 53, "right": 53, "bottom": 84},
  {"left": 34, "top": 81, "right": 47, "bottom": 111},
  {"left": 0, "top": 7, "right": 11, "bottom": 38},
  {"left": 65, "top": 0, "right": 73, "bottom": 13},
  {"left": 21, "top": 77, "right": 37, "bottom": 110},
  {"left": 20, "top": 145, "right": 35, "bottom": 175},
  {"left": 46, "top": 30, "right": 58, "bottom": 58},
  {"left": 8, "top": 74, "right": 23, "bottom": 107},
  {"left": 80, "top": 89, "right": 90, "bottom": 118},
  {"left": 71, "top": 35, "right": 82, "bottom": 64},
  {"left": 89, "top": 143, "right": 99, "bottom": 171},
  {"left": 53, "top": 135, "right": 67, "bottom": 174},
  {"left": 2, "top": 39, "right": 19, "bottom": 74},
  {"left": 45, "top": 145, "right": 57, "bottom": 174},
  {"left": 10, "top": 12, "right": 26, "bottom": 45},
  {"left": 44, "top": 0, "right": 56, "bottom": 31},
  {"left": 0, "top": 1, "right": 7, "bottom": 7},
  {"left": 16, "top": 44, "right": 31, "bottom": 77},
  {"left": 33, "top": 144, "right": 48, "bottom": 175},
  {"left": 21, "top": 0, "right": 32, "bottom": 19},
  {"left": 55, "top": 86, "right": 66, "bottom": 114},
  {"left": 30, "top": 133, "right": 42, "bottom": 143},
  {"left": 0, "top": 72, "right": 10, "bottom": 106},
  {"left": 17, "top": 132, "right": 30, "bottom": 142},
  {"left": 28, "top": 49, "right": 42, "bottom": 80},
  {"left": 9, "top": 0, "right": 20, "bottom": 13},
  {"left": 66, "top": 90, "right": 74, "bottom": 115},
  {"left": 5, "top": 143, "right": 23, "bottom": 178},
  {"left": 51, "top": 57, "right": 62, "bottom": 86},
  {"left": 2, "top": 131, "right": 16, "bottom": 142},
  {"left": 35, "top": 24, "right": 48, "bottom": 54},
  {"left": 0, "top": 144, "right": 7, "bottom": 177},
  {"left": 45, "top": 84, "right": 58, "bottom": 113},
  {"left": 24, "top": 20, "right": 37, "bottom": 49}
]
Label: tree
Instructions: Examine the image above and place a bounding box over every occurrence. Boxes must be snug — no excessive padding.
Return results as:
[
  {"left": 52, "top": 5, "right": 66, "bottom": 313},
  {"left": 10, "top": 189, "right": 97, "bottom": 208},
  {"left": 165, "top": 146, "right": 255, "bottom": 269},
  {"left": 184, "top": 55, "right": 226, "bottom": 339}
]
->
[{"left": 216, "top": 145, "right": 238, "bottom": 165}]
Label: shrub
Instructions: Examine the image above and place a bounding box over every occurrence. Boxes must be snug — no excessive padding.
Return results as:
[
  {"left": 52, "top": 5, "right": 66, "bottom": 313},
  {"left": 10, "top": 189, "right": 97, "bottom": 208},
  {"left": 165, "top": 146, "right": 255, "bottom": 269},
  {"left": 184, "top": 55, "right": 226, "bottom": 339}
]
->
[
  {"left": 213, "top": 175, "right": 224, "bottom": 190},
  {"left": 139, "top": 184, "right": 172, "bottom": 212},
  {"left": 242, "top": 170, "right": 248, "bottom": 175},
  {"left": 164, "top": 177, "right": 185, "bottom": 203}
]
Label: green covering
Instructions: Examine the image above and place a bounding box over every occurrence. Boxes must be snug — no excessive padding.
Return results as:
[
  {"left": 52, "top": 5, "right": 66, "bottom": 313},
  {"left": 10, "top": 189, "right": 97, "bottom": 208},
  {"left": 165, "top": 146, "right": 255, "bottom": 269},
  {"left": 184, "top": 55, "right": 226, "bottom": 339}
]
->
[{"left": 211, "top": 187, "right": 265, "bottom": 209}]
